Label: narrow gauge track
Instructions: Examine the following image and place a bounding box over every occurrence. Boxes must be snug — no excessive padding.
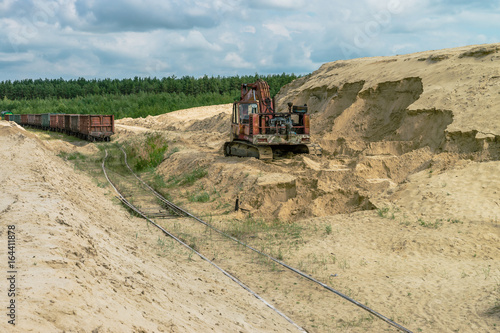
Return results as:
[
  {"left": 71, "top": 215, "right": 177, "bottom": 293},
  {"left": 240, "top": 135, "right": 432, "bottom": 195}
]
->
[
  {"left": 102, "top": 148, "right": 306, "bottom": 332},
  {"left": 102, "top": 147, "right": 176, "bottom": 219},
  {"left": 104, "top": 146, "right": 413, "bottom": 333}
]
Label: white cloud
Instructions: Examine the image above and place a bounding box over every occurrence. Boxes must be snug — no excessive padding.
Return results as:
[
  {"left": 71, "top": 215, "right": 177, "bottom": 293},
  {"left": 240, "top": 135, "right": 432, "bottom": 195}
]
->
[
  {"left": 251, "top": 0, "right": 306, "bottom": 10},
  {"left": 0, "top": 0, "right": 16, "bottom": 12},
  {"left": 242, "top": 25, "right": 256, "bottom": 34},
  {"left": 263, "top": 23, "right": 291, "bottom": 38},
  {"left": 223, "top": 52, "right": 253, "bottom": 69},
  {"left": 0, "top": 51, "right": 35, "bottom": 62},
  {"left": 183, "top": 30, "right": 222, "bottom": 51}
]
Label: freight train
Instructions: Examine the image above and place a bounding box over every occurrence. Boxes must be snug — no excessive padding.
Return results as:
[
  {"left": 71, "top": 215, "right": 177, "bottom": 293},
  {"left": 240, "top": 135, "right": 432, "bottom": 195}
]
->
[{"left": 3, "top": 113, "right": 114, "bottom": 141}]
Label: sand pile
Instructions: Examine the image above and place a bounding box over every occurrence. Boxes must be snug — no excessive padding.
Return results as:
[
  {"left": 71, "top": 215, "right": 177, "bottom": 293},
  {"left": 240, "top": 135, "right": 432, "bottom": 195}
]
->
[
  {"left": 0, "top": 121, "right": 300, "bottom": 332},
  {"left": 119, "top": 104, "right": 232, "bottom": 133},
  {"left": 275, "top": 43, "right": 500, "bottom": 160}
]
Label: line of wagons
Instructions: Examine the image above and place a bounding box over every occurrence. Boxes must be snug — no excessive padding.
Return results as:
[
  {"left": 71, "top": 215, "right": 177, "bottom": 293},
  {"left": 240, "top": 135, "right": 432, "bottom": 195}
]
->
[{"left": 4, "top": 113, "right": 114, "bottom": 141}]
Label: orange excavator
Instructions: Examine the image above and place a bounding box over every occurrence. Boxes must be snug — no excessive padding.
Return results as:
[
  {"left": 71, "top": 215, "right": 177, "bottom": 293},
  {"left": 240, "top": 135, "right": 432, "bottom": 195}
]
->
[{"left": 224, "top": 80, "right": 321, "bottom": 160}]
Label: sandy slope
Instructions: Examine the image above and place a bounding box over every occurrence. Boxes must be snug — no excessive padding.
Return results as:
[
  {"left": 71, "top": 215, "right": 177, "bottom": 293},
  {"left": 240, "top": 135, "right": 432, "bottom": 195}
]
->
[
  {"left": 276, "top": 43, "right": 500, "bottom": 136},
  {"left": 274, "top": 43, "right": 500, "bottom": 161},
  {"left": 0, "top": 121, "right": 299, "bottom": 333}
]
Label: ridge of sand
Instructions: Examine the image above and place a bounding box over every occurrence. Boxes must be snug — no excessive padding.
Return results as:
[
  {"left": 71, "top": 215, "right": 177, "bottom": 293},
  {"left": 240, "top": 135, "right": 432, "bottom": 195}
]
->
[
  {"left": 0, "top": 121, "right": 298, "bottom": 333},
  {"left": 275, "top": 43, "right": 500, "bottom": 157}
]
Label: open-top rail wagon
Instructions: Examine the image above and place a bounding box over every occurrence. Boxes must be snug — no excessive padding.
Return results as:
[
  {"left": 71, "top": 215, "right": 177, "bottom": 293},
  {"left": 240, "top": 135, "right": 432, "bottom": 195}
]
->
[
  {"left": 4, "top": 113, "right": 114, "bottom": 141},
  {"left": 79, "top": 114, "right": 114, "bottom": 141}
]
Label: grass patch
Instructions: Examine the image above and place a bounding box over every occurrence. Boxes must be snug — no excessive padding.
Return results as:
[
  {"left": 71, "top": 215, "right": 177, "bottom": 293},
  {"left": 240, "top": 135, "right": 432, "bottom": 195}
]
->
[
  {"left": 189, "top": 191, "right": 211, "bottom": 203},
  {"left": 377, "top": 207, "right": 390, "bottom": 217},
  {"left": 223, "top": 216, "right": 303, "bottom": 248},
  {"left": 418, "top": 218, "right": 442, "bottom": 229},
  {"left": 124, "top": 132, "right": 168, "bottom": 171},
  {"left": 225, "top": 216, "right": 269, "bottom": 239},
  {"left": 167, "top": 167, "right": 208, "bottom": 187},
  {"left": 57, "top": 151, "right": 87, "bottom": 161}
]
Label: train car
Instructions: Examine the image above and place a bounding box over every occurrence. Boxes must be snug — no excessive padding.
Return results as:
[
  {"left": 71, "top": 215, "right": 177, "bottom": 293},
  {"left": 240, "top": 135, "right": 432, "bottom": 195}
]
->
[
  {"left": 79, "top": 115, "right": 114, "bottom": 141},
  {"left": 4, "top": 114, "right": 10, "bottom": 121},
  {"left": 34, "top": 114, "right": 42, "bottom": 128},
  {"left": 20, "top": 114, "right": 28, "bottom": 125},
  {"left": 64, "top": 115, "right": 73, "bottom": 133},
  {"left": 41, "top": 114, "right": 51, "bottom": 129},
  {"left": 49, "top": 114, "right": 57, "bottom": 129},
  {"left": 12, "top": 114, "right": 21, "bottom": 124},
  {"left": 27, "top": 114, "right": 35, "bottom": 126},
  {"left": 70, "top": 114, "right": 79, "bottom": 134},
  {"left": 49, "top": 114, "right": 64, "bottom": 131},
  {"left": 57, "top": 114, "right": 66, "bottom": 132}
]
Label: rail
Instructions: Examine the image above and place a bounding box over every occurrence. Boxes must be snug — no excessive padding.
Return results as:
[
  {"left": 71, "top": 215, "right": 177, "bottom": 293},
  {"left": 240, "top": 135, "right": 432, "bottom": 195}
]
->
[
  {"left": 102, "top": 149, "right": 306, "bottom": 332},
  {"left": 118, "top": 147, "right": 413, "bottom": 333}
]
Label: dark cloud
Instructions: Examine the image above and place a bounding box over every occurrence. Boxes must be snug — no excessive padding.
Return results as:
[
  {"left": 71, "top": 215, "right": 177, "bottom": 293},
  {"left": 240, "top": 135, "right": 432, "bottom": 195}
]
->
[{"left": 73, "top": 1, "right": 221, "bottom": 32}]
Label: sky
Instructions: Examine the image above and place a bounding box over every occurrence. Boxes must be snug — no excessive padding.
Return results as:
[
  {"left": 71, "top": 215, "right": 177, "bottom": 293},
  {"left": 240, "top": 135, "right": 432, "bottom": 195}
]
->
[{"left": 0, "top": 0, "right": 499, "bottom": 80}]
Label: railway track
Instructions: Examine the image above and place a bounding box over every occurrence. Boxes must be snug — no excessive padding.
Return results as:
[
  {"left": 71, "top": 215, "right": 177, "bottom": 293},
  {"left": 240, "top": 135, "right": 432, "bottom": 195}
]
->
[
  {"left": 102, "top": 147, "right": 176, "bottom": 219},
  {"left": 102, "top": 146, "right": 413, "bottom": 333}
]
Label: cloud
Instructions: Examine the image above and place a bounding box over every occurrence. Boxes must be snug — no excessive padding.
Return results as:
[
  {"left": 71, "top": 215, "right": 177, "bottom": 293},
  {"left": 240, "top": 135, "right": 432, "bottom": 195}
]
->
[
  {"left": 263, "top": 23, "right": 291, "bottom": 38},
  {"left": 0, "top": 0, "right": 499, "bottom": 80},
  {"left": 73, "top": 0, "right": 222, "bottom": 32},
  {"left": 242, "top": 26, "right": 256, "bottom": 34},
  {"left": 223, "top": 52, "right": 253, "bottom": 69},
  {"left": 250, "top": 0, "right": 306, "bottom": 10},
  {"left": 0, "top": 0, "right": 16, "bottom": 13},
  {"left": 0, "top": 51, "right": 35, "bottom": 63}
]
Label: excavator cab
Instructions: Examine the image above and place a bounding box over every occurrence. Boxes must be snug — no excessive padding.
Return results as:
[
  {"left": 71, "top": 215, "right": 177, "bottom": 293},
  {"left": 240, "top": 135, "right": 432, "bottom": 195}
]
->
[{"left": 236, "top": 103, "right": 258, "bottom": 124}]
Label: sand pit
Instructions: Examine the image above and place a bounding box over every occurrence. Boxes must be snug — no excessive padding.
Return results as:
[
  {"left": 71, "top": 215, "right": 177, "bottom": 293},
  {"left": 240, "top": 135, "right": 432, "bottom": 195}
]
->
[
  {"left": 1, "top": 43, "right": 499, "bottom": 332},
  {"left": 110, "top": 43, "right": 498, "bottom": 332}
]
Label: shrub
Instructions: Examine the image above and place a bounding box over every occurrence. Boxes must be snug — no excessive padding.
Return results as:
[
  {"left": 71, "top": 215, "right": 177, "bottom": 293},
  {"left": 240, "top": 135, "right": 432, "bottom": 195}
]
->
[{"left": 125, "top": 132, "right": 168, "bottom": 171}]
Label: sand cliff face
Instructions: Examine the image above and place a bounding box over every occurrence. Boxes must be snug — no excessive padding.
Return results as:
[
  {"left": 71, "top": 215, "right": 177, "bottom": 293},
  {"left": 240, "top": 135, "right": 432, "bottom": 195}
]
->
[{"left": 275, "top": 43, "right": 500, "bottom": 160}]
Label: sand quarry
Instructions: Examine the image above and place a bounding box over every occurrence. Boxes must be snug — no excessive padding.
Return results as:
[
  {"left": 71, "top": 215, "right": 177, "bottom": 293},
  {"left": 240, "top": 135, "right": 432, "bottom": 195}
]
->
[{"left": 1, "top": 43, "right": 500, "bottom": 332}]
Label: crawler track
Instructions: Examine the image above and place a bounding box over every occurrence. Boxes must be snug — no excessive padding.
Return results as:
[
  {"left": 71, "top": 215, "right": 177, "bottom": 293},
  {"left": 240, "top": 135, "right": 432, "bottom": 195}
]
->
[{"left": 103, "top": 146, "right": 413, "bottom": 333}]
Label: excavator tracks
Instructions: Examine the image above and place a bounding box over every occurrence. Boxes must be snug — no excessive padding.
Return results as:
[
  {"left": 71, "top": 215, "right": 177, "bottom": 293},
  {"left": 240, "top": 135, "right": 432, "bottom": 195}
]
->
[
  {"left": 224, "top": 140, "right": 322, "bottom": 160},
  {"left": 306, "top": 143, "right": 322, "bottom": 156},
  {"left": 224, "top": 141, "right": 273, "bottom": 160}
]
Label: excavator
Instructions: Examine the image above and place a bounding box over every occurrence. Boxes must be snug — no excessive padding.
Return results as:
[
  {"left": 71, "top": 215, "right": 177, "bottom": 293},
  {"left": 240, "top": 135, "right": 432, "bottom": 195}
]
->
[{"left": 224, "top": 80, "right": 321, "bottom": 160}]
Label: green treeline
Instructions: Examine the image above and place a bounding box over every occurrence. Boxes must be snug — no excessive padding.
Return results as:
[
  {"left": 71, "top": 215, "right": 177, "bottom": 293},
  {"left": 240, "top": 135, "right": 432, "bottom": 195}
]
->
[{"left": 0, "top": 73, "right": 299, "bottom": 119}]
